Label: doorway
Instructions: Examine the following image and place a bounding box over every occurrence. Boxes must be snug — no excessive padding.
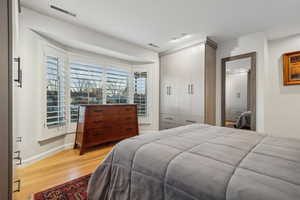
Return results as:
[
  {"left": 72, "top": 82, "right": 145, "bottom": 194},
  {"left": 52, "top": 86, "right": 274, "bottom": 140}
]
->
[
  {"left": 0, "top": 0, "right": 13, "bottom": 199},
  {"left": 221, "top": 52, "right": 256, "bottom": 130}
]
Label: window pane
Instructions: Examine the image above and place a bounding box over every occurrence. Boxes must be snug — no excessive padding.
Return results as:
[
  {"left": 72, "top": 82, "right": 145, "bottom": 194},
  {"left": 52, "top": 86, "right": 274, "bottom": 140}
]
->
[
  {"left": 70, "top": 62, "right": 103, "bottom": 122},
  {"left": 134, "top": 72, "right": 147, "bottom": 116},
  {"left": 46, "top": 56, "right": 65, "bottom": 127},
  {"left": 106, "top": 67, "right": 130, "bottom": 104}
]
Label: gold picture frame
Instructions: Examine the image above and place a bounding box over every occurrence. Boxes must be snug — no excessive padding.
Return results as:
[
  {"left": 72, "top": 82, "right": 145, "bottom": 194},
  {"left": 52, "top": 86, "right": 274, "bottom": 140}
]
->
[{"left": 283, "top": 51, "right": 300, "bottom": 85}]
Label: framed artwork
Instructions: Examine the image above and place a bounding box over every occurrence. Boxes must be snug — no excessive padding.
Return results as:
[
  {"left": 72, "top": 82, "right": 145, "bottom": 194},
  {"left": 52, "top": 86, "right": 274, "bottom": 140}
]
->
[{"left": 283, "top": 51, "right": 300, "bottom": 85}]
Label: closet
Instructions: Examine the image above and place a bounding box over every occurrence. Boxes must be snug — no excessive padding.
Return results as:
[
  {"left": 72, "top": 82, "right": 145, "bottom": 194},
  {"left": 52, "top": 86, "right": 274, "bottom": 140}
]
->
[{"left": 160, "top": 39, "right": 217, "bottom": 129}]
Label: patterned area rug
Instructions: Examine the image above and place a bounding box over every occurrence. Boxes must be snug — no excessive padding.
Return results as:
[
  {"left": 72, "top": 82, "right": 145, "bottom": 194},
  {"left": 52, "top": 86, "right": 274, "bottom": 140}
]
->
[{"left": 34, "top": 174, "right": 91, "bottom": 200}]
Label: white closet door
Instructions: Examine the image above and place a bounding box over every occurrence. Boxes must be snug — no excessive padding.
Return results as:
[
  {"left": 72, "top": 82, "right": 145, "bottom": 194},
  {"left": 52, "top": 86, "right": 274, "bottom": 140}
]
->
[
  {"left": 160, "top": 56, "right": 168, "bottom": 114},
  {"left": 165, "top": 53, "right": 178, "bottom": 115},
  {"left": 174, "top": 49, "right": 191, "bottom": 115},
  {"left": 160, "top": 81, "right": 172, "bottom": 114},
  {"left": 160, "top": 54, "right": 178, "bottom": 115},
  {"left": 189, "top": 45, "right": 205, "bottom": 121}
]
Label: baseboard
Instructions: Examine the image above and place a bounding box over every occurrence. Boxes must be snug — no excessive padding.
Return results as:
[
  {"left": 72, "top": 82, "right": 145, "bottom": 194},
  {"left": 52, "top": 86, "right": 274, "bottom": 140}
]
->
[
  {"left": 21, "top": 131, "right": 156, "bottom": 167},
  {"left": 21, "top": 143, "right": 74, "bottom": 167},
  {"left": 140, "top": 130, "right": 158, "bottom": 135}
]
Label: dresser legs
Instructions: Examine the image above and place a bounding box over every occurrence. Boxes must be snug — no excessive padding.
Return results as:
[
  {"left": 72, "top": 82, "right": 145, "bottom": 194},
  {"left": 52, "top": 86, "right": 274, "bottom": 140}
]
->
[{"left": 79, "top": 147, "right": 85, "bottom": 155}]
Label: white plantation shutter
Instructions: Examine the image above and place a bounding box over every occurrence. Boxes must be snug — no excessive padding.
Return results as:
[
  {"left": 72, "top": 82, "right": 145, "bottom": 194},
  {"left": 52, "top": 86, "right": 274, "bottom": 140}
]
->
[
  {"left": 46, "top": 56, "right": 66, "bottom": 127},
  {"left": 105, "top": 67, "right": 130, "bottom": 104},
  {"left": 134, "top": 72, "right": 147, "bottom": 116},
  {"left": 70, "top": 62, "right": 103, "bottom": 122},
  {"left": 42, "top": 45, "right": 155, "bottom": 139}
]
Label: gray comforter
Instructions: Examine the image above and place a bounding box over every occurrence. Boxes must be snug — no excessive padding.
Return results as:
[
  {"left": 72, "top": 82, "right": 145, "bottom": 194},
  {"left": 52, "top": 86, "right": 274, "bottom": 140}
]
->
[{"left": 88, "top": 124, "right": 300, "bottom": 200}]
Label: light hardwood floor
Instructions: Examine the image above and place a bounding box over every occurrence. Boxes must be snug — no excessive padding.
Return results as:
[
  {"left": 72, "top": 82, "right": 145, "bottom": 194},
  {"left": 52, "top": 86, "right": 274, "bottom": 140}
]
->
[{"left": 15, "top": 144, "right": 114, "bottom": 200}]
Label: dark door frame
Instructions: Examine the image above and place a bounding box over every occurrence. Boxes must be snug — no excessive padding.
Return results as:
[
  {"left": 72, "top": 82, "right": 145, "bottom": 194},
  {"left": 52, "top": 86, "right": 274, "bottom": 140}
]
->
[
  {"left": 0, "top": 0, "right": 13, "bottom": 199},
  {"left": 221, "top": 52, "right": 257, "bottom": 130}
]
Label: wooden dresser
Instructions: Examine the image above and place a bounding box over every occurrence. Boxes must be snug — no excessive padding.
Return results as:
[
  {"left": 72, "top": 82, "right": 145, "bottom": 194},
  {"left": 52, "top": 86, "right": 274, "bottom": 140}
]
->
[{"left": 74, "top": 104, "right": 139, "bottom": 155}]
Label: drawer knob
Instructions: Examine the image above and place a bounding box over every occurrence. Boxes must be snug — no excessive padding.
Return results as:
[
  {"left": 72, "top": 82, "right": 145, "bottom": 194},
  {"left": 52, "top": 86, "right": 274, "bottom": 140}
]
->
[
  {"left": 93, "top": 132, "right": 102, "bottom": 136},
  {"left": 94, "top": 120, "right": 103, "bottom": 123},
  {"left": 94, "top": 110, "right": 104, "bottom": 113}
]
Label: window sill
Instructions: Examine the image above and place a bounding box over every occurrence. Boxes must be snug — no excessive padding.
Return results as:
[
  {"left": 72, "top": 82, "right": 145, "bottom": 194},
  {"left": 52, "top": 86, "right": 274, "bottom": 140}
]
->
[
  {"left": 37, "top": 132, "right": 68, "bottom": 142},
  {"left": 138, "top": 117, "right": 152, "bottom": 125}
]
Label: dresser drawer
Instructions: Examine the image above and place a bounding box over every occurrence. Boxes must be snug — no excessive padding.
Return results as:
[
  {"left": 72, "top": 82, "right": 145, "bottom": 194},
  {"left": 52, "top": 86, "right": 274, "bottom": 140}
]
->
[
  {"left": 84, "top": 117, "right": 105, "bottom": 128},
  {"left": 86, "top": 124, "right": 114, "bottom": 134},
  {"left": 119, "top": 115, "right": 137, "bottom": 124},
  {"left": 87, "top": 106, "right": 119, "bottom": 116},
  {"left": 86, "top": 128, "right": 111, "bottom": 143},
  {"left": 85, "top": 114, "right": 118, "bottom": 123},
  {"left": 121, "top": 125, "right": 137, "bottom": 136},
  {"left": 119, "top": 106, "right": 136, "bottom": 114},
  {"left": 119, "top": 115, "right": 135, "bottom": 120}
]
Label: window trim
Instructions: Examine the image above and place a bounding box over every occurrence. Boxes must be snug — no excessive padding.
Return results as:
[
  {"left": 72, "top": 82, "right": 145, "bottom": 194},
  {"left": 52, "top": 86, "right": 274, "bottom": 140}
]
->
[
  {"left": 132, "top": 67, "right": 151, "bottom": 124},
  {"left": 39, "top": 45, "right": 69, "bottom": 141},
  {"left": 67, "top": 53, "right": 133, "bottom": 132},
  {"left": 133, "top": 71, "right": 148, "bottom": 117},
  {"left": 69, "top": 61, "right": 104, "bottom": 123},
  {"left": 105, "top": 66, "right": 131, "bottom": 105},
  {"left": 41, "top": 45, "right": 153, "bottom": 138}
]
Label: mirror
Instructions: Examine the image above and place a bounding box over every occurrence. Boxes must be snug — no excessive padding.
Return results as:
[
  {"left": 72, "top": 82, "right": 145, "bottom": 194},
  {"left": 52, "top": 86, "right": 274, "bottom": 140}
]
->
[{"left": 221, "top": 53, "right": 256, "bottom": 130}]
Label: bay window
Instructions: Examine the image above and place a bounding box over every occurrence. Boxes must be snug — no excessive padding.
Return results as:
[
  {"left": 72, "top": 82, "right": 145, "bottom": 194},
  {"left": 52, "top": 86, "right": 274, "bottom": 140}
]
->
[
  {"left": 44, "top": 47, "right": 150, "bottom": 133},
  {"left": 70, "top": 62, "right": 104, "bottom": 122}
]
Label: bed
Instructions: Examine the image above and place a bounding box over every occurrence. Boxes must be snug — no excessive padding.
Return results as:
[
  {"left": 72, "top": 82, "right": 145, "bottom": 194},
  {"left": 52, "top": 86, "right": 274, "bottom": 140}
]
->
[{"left": 88, "top": 124, "right": 300, "bottom": 200}]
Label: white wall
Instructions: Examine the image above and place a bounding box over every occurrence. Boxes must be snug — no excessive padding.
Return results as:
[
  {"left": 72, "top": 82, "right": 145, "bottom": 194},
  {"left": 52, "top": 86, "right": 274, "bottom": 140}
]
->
[
  {"left": 216, "top": 32, "right": 268, "bottom": 132},
  {"left": 265, "top": 35, "right": 300, "bottom": 139},
  {"left": 17, "top": 23, "right": 67, "bottom": 164},
  {"left": 18, "top": 7, "right": 159, "bottom": 164},
  {"left": 217, "top": 31, "right": 300, "bottom": 139}
]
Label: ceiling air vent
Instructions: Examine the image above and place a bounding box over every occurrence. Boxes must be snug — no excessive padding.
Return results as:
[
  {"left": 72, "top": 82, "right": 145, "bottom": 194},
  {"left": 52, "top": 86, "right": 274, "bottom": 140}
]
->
[
  {"left": 148, "top": 43, "right": 160, "bottom": 48},
  {"left": 50, "top": 5, "right": 77, "bottom": 17}
]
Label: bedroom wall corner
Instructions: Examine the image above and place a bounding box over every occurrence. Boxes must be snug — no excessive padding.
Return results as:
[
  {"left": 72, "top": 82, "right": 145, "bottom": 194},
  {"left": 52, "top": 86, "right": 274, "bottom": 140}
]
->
[
  {"left": 265, "top": 34, "right": 300, "bottom": 139},
  {"left": 17, "top": 7, "right": 160, "bottom": 164}
]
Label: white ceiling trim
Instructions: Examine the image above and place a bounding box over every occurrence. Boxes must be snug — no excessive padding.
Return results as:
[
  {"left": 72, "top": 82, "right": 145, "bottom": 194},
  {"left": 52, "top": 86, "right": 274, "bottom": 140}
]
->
[{"left": 32, "top": 29, "right": 155, "bottom": 65}]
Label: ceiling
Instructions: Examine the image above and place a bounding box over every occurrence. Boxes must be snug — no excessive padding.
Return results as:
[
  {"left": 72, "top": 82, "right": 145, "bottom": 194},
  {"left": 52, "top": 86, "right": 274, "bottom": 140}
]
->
[{"left": 21, "top": 0, "right": 300, "bottom": 52}]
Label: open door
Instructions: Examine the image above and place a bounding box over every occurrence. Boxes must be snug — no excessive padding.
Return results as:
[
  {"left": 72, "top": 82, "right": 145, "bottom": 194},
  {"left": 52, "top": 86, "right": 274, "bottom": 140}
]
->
[{"left": 0, "top": 0, "right": 13, "bottom": 199}]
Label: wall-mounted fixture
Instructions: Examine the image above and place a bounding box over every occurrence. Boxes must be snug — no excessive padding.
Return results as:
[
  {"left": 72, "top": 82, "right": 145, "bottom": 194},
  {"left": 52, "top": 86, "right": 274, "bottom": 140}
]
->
[
  {"left": 170, "top": 33, "right": 191, "bottom": 43},
  {"left": 13, "top": 57, "right": 22, "bottom": 88},
  {"left": 148, "top": 43, "right": 160, "bottom": 48},
  {"left": 50, "top": 5, "right": 77, "bottom": 17}
]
